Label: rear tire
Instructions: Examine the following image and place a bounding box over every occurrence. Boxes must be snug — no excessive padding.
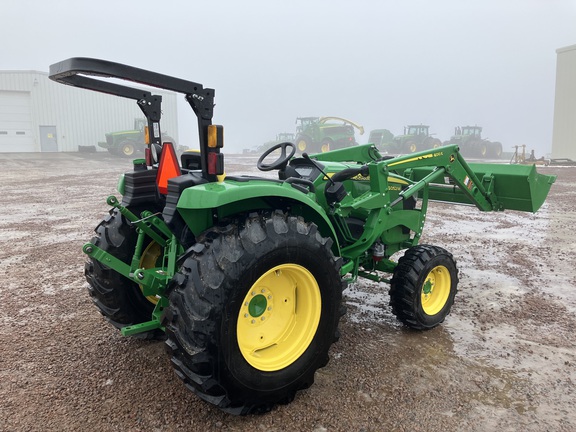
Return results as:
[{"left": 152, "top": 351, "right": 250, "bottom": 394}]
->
[
  {"left": 488, "top": 142, "right": 502, "bottom": 158},
  {"left": 475, "top": 141, "right": 488, "bottom": 158},
  {"left": 164, "top": 211, "right": 345, "bottom": 414},
  {"left": 119, "top": 140, "right": 138, "bottom": 157},
  {"left": 404, "top": 140, "right": 418, "bottom": 153},
  {"left": 85, "top": 207, "right": 164, "bottom": 339},
  {"left": 424, "top": 137, "right": 442, "bottom": 149},
  {"left": 389, "top": 245, "right": 458, "bottom": 330}
]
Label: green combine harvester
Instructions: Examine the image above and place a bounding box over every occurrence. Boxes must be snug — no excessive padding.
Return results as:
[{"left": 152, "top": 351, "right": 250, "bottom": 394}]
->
[
  {"left": 294, "top": 116, "right": 364, "bottom": 153},
  {"left": 49, "top": 58, "right": 556, "bottom": 415}
]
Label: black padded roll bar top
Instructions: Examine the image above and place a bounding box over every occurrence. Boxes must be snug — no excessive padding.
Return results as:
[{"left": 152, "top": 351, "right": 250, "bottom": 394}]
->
[{"left": 49, "top": 57, "right": 217, "bottom": 178}]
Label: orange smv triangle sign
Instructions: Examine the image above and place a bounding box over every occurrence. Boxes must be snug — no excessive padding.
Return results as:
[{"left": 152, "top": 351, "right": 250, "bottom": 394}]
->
[{"left": 156, "top": 142, "right": 181, "bottom": 195}]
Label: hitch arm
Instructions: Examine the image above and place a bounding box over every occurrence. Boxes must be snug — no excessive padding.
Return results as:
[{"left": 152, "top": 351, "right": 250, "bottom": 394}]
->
[{"left": 106, "top": 196, "right": 172, "bottom": 246}]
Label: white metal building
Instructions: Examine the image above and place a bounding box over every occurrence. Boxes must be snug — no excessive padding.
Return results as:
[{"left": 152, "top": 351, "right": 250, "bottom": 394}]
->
[
  {"left": 552, "top": 44, "right": 576, "bottom": 159},
  {"left": 0, "top": 70, "right": 178, "bottom": 153}
]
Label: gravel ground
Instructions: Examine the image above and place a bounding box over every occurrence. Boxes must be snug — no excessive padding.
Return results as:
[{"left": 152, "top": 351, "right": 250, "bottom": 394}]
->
[{"left": 1, "top": 152, "right": 574, "bottom": 432}]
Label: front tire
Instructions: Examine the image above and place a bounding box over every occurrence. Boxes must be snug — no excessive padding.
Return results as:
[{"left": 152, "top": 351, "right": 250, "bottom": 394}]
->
[
  {"left": 389, "top": 245, "right": 458, "bottom": 330},
  {"left": 320, "top": 138, "right": 332, "bottom": 153},
  {"left": 164, "top": 211, "right": 345, "bottom": 414},
  {"left": 295, "top": 135, "right": 311, "bottom": 153}
]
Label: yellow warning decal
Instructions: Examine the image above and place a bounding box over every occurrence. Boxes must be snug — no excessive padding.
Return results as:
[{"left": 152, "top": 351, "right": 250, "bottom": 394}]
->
[
  {"left": 388, "top": 153, "right": 435, "bottom": 167},
  {"left": 324, "top": 173, "right": 410, "bottom": 186}
]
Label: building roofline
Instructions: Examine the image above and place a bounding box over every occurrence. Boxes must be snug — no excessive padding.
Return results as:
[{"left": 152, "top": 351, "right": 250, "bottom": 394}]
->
[
  {"left": 556, "top": 44, "right": 576, "bottom": 54},
  {"left": 0, "top": 70, "right": 48, "bottom": 75}
]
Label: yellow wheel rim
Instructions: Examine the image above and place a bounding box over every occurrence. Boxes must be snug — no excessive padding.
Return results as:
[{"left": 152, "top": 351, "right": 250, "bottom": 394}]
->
[
  {"left": 409, "top": 143, "right": 417, "bottom": 152},
  {"left": 421, "top": 265, "right": 451, "bottom": 315},
  {"left": 237, "top": 264, "right": 321, "bottom": 371},
  {"left": 297, "top": 140, "right": 307, "bottom": 152},
  {"left": 321, "top": 142, "right": 330, "bottom": 152},
  {"left": 139, "top": 241, "right": 162, "bottom": 305}
]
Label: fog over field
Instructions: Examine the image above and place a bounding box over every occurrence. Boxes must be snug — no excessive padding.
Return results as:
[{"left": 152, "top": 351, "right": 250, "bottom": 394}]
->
[{"left": 2, "top": 0, "right": 576, "bottom": 155}]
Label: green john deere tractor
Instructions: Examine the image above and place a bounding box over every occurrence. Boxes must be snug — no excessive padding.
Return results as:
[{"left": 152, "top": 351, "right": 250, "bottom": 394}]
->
[
  {"left": 444, "top": 125, "right": 503, "bottom": 159},
  {"left": 294, "top": 116, "right": 364, "bottom": 153},
  {"left": 379, "top": 124, "right": 442, "bottom": 154},
  {"left": 367, "top": 128, "right": 394, "bottom": 149},
  {"left": 254, "top": 132, "right": 295, "bottom": 153},
  {"left": 49, "top": 58, "right": 556, "bottom": 416},
  {"left": 98, "top": 118, "right": 177, "bottom": 157}
]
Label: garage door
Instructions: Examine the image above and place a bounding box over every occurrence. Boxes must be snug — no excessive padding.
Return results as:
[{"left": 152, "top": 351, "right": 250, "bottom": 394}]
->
[{"left": 0, "top": 91, "right": 35, "bottom": 152}]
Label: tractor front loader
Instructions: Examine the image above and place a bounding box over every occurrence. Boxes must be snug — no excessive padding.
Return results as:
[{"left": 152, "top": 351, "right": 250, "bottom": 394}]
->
[{"left": 49, "top": 58, "right": 556, "bottom": 415}]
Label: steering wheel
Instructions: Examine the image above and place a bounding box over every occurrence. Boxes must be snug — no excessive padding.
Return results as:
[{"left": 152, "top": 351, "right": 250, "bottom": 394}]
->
[{"left": 257, "top": 142, "right": 296, "bottom": 171}]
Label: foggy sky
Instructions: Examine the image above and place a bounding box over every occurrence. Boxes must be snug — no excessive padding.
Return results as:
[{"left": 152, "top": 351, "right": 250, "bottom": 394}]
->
[{"left": 3, "top": 0, "right": 576, "bottom": 155}]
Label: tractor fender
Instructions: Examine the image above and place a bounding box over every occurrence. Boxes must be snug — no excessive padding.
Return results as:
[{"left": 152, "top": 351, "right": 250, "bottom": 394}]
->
[{"left": 175, "top": 179, "right": 341, "bottom": 253}]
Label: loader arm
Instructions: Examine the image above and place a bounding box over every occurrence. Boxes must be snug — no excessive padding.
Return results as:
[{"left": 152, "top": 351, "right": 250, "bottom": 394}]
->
[
  {"left": 384, "top": 145, "right": 497, "bottom": 211},
  {"left": 381, "top": 145, "right": 556, "bottom": 212},
  {"left": 322, "top": 144, "right": 555, "bottom": 279},
  {"left": 387, "top": 145, "right": 556, "bottom": 212}
]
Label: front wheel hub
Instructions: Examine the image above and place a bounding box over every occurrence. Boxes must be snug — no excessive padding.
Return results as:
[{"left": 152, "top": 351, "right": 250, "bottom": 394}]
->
[{"left": 421, "top": 265, "right": 451, "bottom": 315}]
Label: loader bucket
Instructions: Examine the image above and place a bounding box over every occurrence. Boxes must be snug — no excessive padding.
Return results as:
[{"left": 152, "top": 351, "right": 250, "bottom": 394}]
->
[
  {"left": 410, "top": 163, "right": 556, "bottom": 212},
  {"left": 468, "top": 163, "right": 556, "bottom": 212}
]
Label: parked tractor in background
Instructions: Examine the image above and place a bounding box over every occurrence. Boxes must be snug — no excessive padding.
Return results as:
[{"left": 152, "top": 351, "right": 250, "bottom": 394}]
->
[
  {"left": 246, "top": 133, "right": 296, "bottom": 154},
  {"left": 49, "top": 57, "right": 556, "bottom": 416},
  {"left": 98, "top": 118, "right": 177, "bottom": 157},
  {"left": 367, "top": 128, "right": 394, "bottom": 149},
  {"left": 275, "top": 132, "right": 295, "bottom": 143},
  {"left": 378, "top": 125, "right": 442, "bottom": 154},
  {"left": 257, "top": 132, "right": 295, "bottom": 153},
  {"left": 294, "top": 116, "right": 364, "bottom": 153},
  {"left": 444, "top": 126, "right": 502, "bottom": 159}
]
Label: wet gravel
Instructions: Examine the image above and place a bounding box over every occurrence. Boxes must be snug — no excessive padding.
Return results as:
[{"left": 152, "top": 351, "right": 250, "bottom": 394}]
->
[{"left": 0, "top": 152, "right": 574, "bottom": 431}]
